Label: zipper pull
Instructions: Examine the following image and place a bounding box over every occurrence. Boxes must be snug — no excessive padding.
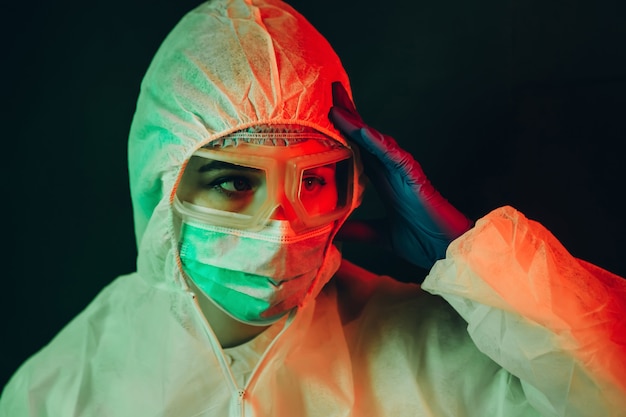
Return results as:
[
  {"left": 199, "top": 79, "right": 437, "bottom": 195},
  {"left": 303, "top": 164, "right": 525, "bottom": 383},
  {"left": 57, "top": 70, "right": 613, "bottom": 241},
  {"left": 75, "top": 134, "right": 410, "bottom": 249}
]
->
[{"left": 237, "top": 389, "right": 246, "bottom": 405}]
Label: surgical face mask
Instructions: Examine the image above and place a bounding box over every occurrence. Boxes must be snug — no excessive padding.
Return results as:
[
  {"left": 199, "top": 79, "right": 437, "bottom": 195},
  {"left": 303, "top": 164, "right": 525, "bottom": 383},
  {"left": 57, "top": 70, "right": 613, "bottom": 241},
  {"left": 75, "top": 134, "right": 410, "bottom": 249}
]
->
[{"left": 178, "top": 216, "right": 334, "bottom": 326}]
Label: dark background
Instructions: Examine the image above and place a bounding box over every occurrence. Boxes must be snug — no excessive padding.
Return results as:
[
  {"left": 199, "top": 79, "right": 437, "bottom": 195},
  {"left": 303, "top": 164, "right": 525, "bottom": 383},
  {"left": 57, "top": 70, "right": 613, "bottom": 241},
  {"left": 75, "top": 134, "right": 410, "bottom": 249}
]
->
[{"left": 3, "top": 0, "right": 625, "bottom": 389}]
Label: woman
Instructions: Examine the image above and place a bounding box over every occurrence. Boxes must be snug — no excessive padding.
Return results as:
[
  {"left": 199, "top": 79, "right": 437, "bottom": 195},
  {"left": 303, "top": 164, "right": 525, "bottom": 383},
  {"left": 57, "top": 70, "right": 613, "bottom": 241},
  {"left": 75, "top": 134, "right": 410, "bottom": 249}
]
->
[{"left": 1, "top": 0, "right": 624, "bottom": 415}]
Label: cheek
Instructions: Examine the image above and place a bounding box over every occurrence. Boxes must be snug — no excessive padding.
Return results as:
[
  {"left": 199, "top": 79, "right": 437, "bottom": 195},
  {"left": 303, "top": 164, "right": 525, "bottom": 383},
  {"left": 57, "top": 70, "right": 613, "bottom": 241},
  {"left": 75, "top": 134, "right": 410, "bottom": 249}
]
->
[
  {"left": 175, "top": 180, "right": 193, "bottom": 202},
  {"left": 319, "top": 187, "right": 339, "bottom": 211},
  {"left": 176, "top": 163, "right": 201, "bottom": 202},
  {"left": 176, "top": 176, "right": 205, "bottom": 205},
  {"left": 302, "top": 187, "right": 338, "bottom": 215}
]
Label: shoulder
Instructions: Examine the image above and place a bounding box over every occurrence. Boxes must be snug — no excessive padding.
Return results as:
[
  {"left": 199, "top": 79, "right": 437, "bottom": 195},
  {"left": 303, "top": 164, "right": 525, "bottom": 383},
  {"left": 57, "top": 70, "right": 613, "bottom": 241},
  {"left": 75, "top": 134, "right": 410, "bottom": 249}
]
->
[
  {"left": 331, "top": 260, "right": 486, "bottom": 371},
  {"left": 0, "top": 272, "right": 154, "bottom": 416},
  {"left": 331, "top": 259, "right": 459, "bottom": 328}
]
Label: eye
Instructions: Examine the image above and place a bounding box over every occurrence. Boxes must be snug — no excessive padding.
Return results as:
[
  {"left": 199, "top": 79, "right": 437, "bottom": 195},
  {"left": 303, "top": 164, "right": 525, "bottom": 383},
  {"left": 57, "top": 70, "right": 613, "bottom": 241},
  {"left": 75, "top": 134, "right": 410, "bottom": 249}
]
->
[
  {"left": 302, "top": 175, "right": 327, "bottom": 192},
  {"left": 219, "top": 177, "right": 252, "bottom": 192},
  {"left": 209, "top": 176, "right": 254, "bottom": 196}
]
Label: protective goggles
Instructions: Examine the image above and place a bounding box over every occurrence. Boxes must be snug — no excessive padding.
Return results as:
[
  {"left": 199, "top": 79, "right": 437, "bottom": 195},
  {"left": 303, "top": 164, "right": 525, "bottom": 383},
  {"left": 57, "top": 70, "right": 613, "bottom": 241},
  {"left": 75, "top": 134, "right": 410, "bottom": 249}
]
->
[{"left": 174, "top": 140, "right": 355, "bottom": 232}]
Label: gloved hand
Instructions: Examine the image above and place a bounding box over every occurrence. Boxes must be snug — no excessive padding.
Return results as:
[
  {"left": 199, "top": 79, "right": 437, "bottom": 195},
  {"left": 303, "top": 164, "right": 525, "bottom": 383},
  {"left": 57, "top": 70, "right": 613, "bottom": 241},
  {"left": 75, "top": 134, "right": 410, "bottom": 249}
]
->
[{"left": 329, "top": 82, "right": 473, "bottom": 271}]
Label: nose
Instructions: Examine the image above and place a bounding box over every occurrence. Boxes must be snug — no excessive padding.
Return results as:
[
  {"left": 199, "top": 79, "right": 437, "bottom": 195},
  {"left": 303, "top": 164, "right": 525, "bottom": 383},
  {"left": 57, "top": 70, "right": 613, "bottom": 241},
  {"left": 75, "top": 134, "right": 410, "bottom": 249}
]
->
[
  {"left": 270, "top": 197, "right": 298, "bottom": 222},
  {"left": 271, "top": 205, "right": 288, "bottom": 220}
]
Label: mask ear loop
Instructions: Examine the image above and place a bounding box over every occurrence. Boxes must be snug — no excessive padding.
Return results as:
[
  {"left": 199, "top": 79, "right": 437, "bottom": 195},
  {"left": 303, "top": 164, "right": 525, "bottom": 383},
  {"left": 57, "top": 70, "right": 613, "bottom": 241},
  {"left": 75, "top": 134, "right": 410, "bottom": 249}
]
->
[
  {"left": 170, "top": 155, "right": 194, "bottom": 292},
  {"left": 296, "top": 222, "right": 343, "bottom": 311}
]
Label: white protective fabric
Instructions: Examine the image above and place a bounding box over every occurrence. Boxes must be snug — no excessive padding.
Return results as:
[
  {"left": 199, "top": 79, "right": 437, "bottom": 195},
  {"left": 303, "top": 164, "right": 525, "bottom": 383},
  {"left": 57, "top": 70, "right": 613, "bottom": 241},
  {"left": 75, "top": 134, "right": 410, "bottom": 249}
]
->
[{"left": 2, "top": 0, "right": 626, "bottom": 416}]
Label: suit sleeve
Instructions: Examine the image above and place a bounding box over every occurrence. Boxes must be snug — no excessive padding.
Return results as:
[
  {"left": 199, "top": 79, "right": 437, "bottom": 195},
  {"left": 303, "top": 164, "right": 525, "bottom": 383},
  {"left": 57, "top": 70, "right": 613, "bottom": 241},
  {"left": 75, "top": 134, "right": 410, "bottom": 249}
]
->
[{"left": 422, "top": 206, "right": 626, "bottom": 417}]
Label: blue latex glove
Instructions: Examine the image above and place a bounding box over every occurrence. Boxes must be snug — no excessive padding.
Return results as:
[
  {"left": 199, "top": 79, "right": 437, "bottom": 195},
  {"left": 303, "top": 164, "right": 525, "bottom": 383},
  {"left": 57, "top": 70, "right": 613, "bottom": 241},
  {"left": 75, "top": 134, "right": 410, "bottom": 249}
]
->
[{"left": 329, "top": 82, "right": 473, "bottom": 271}]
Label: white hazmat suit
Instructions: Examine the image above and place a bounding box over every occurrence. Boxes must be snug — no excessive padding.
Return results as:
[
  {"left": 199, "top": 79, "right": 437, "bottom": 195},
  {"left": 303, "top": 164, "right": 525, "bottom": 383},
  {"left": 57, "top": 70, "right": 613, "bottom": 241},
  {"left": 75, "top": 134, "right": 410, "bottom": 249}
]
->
[{"left": 1, "top": 0, "right": 625, "bottom": 416}]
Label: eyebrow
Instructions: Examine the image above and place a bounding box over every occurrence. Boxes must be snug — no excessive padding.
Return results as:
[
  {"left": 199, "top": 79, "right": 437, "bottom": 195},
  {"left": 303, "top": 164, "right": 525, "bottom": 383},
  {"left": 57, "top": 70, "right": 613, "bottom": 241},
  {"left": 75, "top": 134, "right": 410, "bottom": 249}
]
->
[{"left": 197, "top": 160, "right": 262, "bottom": 173}]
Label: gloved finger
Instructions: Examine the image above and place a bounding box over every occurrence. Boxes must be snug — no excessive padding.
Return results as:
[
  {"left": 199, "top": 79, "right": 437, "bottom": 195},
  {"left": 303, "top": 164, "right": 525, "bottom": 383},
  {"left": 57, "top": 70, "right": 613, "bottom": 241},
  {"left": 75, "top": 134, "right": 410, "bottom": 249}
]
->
[
  {"left": 330, "top": 107, "right": 422, "bottom": 200},
  {"left": 331, "top": 81, "right": 360, "bottom": 117},
  {"left": 329, "top": 105, "right": 366, "bottom": 140},
  {"left": 329, "top": 82, "right": 405, "bottom": 157},
  {"left": 329, "top": 81, "right": 423, "bottom": 182},
  {"left": 330, "top": 103, "right": 416, "bottom": 173},
  {"left": 359, "top": 125, "right": 418, "bottom": 175}
]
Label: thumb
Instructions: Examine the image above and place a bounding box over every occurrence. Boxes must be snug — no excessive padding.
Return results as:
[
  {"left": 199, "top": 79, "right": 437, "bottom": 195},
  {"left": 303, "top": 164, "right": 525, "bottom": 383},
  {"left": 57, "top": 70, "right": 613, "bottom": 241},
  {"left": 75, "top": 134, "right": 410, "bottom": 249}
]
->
[{"left": 331, "top": 81, "right": 359, "bottom": 115}]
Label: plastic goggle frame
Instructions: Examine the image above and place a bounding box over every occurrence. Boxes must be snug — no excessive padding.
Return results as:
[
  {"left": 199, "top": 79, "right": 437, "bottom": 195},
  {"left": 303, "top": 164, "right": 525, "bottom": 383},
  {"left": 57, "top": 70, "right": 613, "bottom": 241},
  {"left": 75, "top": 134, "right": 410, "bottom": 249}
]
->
[{"left": 174, "top": 144, "right": 355, "bottom": 232}]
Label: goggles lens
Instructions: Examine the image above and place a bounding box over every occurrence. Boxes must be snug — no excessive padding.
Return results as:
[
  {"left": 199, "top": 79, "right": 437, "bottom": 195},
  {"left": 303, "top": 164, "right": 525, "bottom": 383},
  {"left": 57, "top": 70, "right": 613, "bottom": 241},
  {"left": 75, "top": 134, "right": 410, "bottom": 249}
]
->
[
  {"left": 175, "top": 141, "right": 354, "bottom": 232},
  {"left": 297, "top": 157, "right": 352, "bottom": 217}
]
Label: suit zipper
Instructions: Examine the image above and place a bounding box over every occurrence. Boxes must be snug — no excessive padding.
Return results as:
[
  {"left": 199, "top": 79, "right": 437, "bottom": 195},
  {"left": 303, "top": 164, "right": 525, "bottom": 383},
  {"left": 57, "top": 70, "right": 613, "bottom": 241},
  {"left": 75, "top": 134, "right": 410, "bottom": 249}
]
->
[{"left": 188, "top": 291, "right": 247, "bottom": 416}]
